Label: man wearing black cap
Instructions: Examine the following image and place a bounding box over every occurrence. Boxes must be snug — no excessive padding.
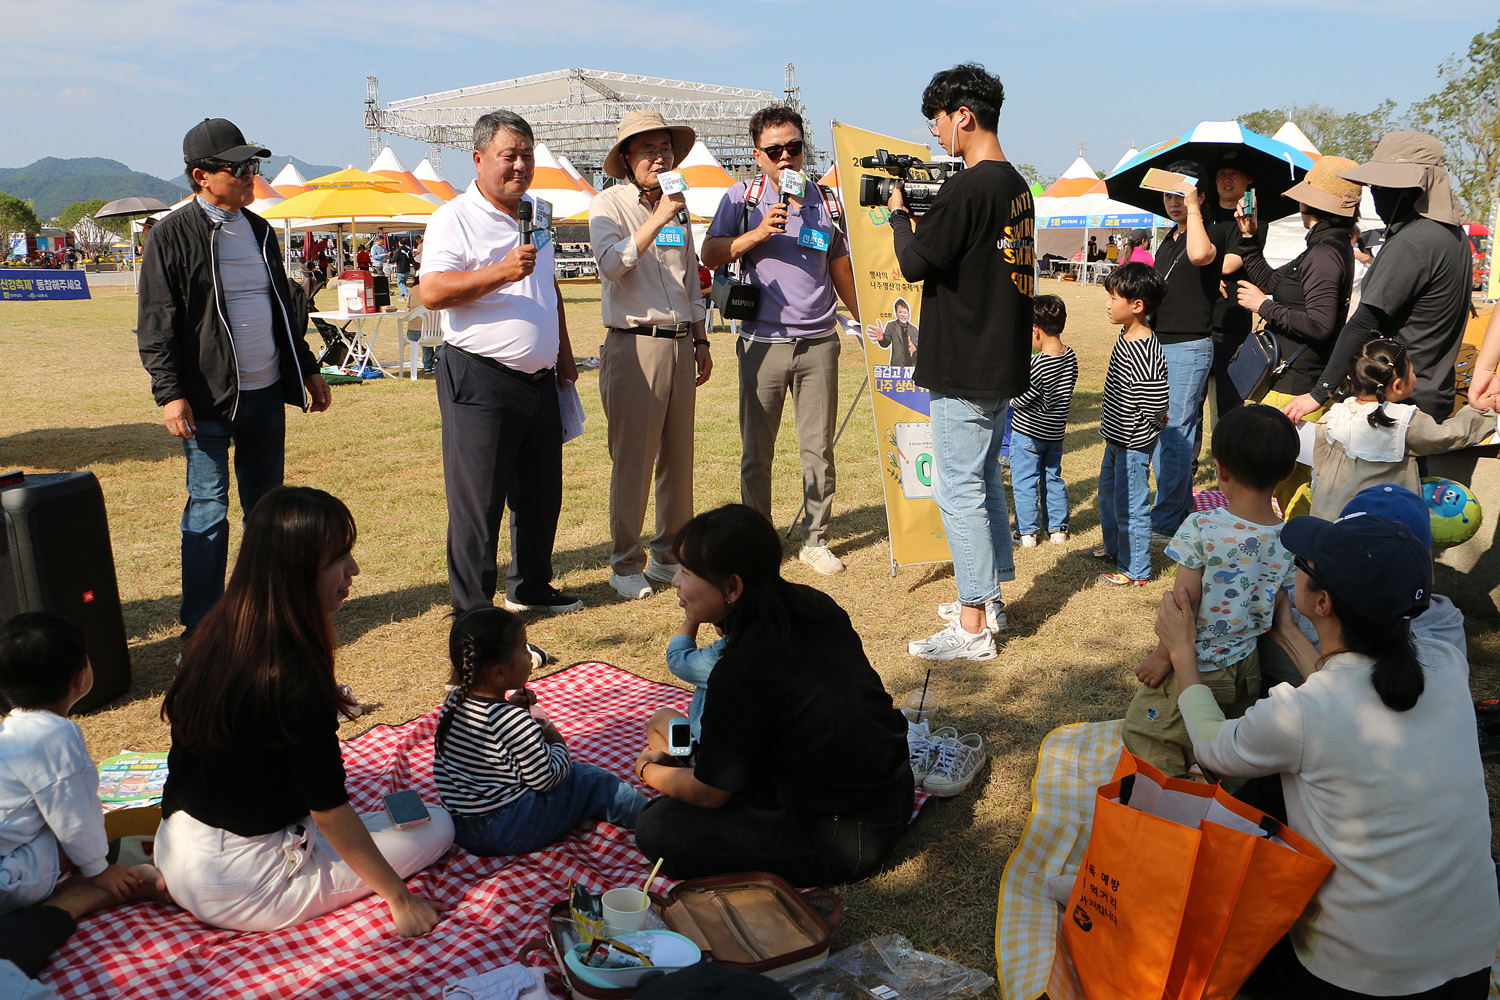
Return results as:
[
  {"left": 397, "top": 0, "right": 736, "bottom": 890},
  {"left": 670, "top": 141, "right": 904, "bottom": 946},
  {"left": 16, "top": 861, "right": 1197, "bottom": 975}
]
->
[{"left": 137, "top": 118, "right": 330, "bottom": 632}]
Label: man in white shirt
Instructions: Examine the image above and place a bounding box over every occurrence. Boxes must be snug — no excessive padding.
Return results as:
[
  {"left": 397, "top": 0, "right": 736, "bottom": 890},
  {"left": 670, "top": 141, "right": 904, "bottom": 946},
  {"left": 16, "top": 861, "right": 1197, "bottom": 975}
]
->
[{"left": 421, "top": 111, "right": 580, "bottom": 612}]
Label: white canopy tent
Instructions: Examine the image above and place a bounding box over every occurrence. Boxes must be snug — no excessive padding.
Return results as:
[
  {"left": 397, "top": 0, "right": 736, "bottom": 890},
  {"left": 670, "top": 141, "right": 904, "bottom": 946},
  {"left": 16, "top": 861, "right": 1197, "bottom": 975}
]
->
[{"left": 1260, "top": 121, "right": 1379, "bottom": 267}]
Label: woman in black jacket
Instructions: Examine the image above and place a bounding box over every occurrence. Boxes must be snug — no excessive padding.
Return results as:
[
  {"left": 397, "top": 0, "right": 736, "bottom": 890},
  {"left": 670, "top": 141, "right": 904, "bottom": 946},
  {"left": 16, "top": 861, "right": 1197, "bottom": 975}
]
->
[
  {"left": 632, "top": 505, "right": 913, "bottom": 886},
  {"left": 1232, "top": 155, "right": 1362, "bottom": 516}
]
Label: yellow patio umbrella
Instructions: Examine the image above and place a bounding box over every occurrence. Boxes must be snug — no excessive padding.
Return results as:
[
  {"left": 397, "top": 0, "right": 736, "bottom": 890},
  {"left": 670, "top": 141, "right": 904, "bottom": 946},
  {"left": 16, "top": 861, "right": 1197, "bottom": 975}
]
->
[
  {"left": 303, "top": 167, "right": 401, "bottom": 189},
  {"left": 261, "top": 184, "right": 437, "bottom": 271}
]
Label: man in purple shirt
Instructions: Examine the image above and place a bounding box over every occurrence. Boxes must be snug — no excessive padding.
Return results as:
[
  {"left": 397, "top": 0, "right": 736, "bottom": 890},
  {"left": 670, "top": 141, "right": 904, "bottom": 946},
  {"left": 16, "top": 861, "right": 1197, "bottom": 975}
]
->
[{"left": 702, "top": 107, "right": 860, "bottom": 574}]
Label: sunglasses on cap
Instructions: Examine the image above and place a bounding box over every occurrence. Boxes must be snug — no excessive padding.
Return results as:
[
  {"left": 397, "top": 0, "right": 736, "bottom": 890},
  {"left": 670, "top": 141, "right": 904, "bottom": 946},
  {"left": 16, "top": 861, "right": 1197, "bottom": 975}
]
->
[
  {"left": 205, "top": 159, "right": 262, "bottom": 178},
  {"left": 758, "top": 140, "right": 804, "bottom": 160}
]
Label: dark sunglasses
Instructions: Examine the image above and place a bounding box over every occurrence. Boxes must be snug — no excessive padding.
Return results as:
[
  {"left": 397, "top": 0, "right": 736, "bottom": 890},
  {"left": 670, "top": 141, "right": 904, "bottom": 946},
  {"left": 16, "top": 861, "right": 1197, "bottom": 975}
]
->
[
  {"left": 759, "top": 140, "right": 804, "bottom": 160},
  {"left": 1293, "top": 555, "right": 1321, "bottom": 583},
  {"left": 207, "top": 159, "right": 262, "bottom": 178}
]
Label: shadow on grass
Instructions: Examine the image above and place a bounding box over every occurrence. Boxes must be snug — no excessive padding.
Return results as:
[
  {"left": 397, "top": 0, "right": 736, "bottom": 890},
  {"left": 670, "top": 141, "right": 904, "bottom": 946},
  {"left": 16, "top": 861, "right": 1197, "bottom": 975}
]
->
[{"left": 1, "top": 423, "right": 179, "bottom": 468}]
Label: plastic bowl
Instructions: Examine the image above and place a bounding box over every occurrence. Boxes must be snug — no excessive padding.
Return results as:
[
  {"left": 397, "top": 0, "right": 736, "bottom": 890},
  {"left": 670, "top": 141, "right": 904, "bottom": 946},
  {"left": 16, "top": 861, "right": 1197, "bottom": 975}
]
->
[{"left": 563, "top": 931, "right": 702, "bottom": 989}]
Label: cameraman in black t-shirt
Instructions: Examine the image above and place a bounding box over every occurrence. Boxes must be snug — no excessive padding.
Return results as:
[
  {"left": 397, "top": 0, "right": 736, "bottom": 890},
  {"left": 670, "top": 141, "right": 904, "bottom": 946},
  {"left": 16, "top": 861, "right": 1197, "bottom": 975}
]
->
[{"left": 888, "top": 63, "right": 1036, "bottom": 662}]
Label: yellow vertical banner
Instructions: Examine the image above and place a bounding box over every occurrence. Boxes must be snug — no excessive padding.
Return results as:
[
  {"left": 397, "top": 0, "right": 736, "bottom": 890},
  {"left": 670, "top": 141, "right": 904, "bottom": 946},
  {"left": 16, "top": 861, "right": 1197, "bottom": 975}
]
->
[{"left": 831, "top": 122, "right": 952, "bottom": 570}]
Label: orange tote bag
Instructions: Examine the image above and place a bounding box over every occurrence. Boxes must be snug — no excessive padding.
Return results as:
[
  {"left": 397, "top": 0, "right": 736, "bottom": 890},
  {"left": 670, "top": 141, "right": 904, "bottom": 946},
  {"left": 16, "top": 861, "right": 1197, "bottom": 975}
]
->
[{"left": 1059, "top": 752, "right": 1332, "bottom": 1000}]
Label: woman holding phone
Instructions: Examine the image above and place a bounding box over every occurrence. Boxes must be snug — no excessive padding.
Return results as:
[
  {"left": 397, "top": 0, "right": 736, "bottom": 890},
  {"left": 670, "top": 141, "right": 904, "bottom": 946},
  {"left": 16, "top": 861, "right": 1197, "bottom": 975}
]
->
[{"left": 155, "top": 487, "right": 454, "bottom": 935}]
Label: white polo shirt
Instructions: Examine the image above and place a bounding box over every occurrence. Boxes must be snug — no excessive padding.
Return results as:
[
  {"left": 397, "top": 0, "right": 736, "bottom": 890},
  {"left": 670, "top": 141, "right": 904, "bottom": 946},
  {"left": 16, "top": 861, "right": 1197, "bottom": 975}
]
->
[{"left": 420, "top": 182, "right": 558, "bottom": 373}]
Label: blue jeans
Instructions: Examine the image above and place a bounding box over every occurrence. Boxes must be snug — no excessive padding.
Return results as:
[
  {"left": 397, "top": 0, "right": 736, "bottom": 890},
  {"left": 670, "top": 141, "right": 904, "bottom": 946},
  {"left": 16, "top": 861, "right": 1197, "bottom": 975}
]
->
[
  {"left": 451, "top": 764, "right": 645, "bottom": 857},
  {"left": 180, "top": 383, "right": 286, "bottom": 629},
  {"left": 1100, "top": 441, "right": 1153, "bottom": 581},
  {"left": 1008, "top": 430, "right": 1068, "bottom": 536},
  {"left": 1151, "top": 337, "right": 1213, "bottom": 536},
  {"left": 929, "top": 392, "right": 1015, "bottom": 606},
  {"left": 396, "top": 271, "right": 408, "bottom": 297}
]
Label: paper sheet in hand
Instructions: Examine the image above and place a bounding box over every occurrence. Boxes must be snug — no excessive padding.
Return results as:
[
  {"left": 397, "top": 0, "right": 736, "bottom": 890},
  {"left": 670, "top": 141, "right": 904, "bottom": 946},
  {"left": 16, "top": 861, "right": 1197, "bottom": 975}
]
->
[
  {"left": 1140, "top": 168, "right": 1197, "bottom": 194},
  {"left": 560, "top": 380, "right": 586, "bottom": 443}
]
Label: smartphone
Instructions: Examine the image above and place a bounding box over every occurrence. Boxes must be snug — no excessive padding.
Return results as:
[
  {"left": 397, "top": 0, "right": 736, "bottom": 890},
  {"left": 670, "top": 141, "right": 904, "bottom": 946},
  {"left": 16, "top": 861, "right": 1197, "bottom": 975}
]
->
[
  {"left": 1241, "top": 188, "right": 1256, "bottom": 216},
  {"left": 383, "top": 790, "right": 431, "bottom": 829},
  {"left": 667, "top": 717, "right": 694, "bottom": 757}
]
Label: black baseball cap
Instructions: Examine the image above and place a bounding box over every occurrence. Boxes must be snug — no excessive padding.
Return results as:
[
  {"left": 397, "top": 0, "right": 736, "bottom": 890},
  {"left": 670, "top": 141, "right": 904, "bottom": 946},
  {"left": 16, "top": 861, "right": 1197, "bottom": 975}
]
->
[
  {"left": 1281, "top": 512, "right": 1431, "bottom": 624},
  {"left": 183, "top": 118, "right": 270, "bottom": 164},
  {"left": 634, "top": 964, "right": 795, "bottom": 1000}
]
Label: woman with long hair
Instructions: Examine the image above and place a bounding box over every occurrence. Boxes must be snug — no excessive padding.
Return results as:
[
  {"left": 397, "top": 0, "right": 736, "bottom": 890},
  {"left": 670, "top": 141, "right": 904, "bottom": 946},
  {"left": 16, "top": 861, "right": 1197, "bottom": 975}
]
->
[
  {"left": 1156, "top": 512, "right": 1498, "bottom": 997},
  {"left": 632, "top": 505, "right": 913, "bottom": 886},
  {"left": 155, "top": 487, "right": 453, "bottom": 935}
]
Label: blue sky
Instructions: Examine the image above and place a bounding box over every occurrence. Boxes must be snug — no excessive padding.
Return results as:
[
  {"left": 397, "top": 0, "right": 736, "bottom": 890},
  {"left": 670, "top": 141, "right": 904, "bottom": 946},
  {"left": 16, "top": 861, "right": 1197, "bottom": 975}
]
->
[{"left": 2, "top": 0, "right": 1494, "bottom": 188}]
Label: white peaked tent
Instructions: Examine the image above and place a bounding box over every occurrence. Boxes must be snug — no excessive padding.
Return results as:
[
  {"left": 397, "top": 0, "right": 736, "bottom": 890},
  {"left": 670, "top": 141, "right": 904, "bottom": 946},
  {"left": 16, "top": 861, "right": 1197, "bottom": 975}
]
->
[
  {"left": 369, "top": 148, "right": 443, "bottom": 204},
  {"left": 1034, "top": 155, "right": 1100, "bottom": 218},
  {"left": 529, "top": 142, "right": 594, "bottom": 222},
  {"left": 1036, "top": 150, "right": 1163, "bottom": 258},
  {"left": 413, "top": 158, "right": 459, "bottom": 201},
  {"left": 557, "top": 154, "right": 597, "bottom": 196},
  {"left": 678, "top": 140, "right": 736, "bottom": 222},
  {"left": 1109, "top": 147, "right": 1140, "bottom": 174},
  {"left": 270, "top": 162, "right": 309, "bottom": 199},
  {"left": 247, "top": 175, "right": 285, "bottom": 215},
  {"left": 1260, "top": 121, "right": 1380, "bottom": 267}
]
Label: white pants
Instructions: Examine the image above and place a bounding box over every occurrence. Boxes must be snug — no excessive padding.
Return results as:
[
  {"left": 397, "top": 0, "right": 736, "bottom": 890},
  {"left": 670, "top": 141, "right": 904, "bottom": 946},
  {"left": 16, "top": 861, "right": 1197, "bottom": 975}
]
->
[
  {"left": 155, "top": 804, "right": 454, "bottom": 933},
  {"left": 0, "top": 828, "right": 59, "bottom": 916}
]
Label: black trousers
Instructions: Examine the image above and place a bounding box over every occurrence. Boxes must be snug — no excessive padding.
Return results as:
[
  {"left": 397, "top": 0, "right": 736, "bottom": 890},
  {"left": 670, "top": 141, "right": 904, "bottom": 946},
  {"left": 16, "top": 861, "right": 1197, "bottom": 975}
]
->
[
  {"left": 1247, "top": 936, "right": 1489, "bottom": 1000},
  {"left": 634, "top": 791, "right": 910, "bottom": 888},
  {"left": 0, "top": 904, "right": 76, "bottom": 978},
  {"left": 437, "top": 345, "right": 563, "bottom": 610}
]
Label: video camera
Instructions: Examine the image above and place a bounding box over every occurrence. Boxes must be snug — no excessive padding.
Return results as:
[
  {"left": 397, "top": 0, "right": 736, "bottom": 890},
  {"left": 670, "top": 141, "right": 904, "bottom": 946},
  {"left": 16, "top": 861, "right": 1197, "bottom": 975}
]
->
[{"left": 857, "top": 149, "right": 964, "bottom": 216}]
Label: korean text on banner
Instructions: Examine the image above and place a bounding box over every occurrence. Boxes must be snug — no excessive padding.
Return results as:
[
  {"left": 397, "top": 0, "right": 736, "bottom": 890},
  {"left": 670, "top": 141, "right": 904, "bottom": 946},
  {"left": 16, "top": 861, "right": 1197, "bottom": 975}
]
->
[
  {"left": 0, "top": 269, "right": 91, "bottom": 301},
  {"left": 831, "top": 122, "right": 951, "bottom": 569}
]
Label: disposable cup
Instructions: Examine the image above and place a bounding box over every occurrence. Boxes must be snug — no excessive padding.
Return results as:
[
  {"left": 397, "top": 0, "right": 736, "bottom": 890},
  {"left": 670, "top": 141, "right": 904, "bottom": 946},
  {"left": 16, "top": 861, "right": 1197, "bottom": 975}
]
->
[
  {"left": 601, "top": 887, "right": 650, "bottom": 936},
  {"left": 901, "top": 688, "right": 939, "bottom": 727}
]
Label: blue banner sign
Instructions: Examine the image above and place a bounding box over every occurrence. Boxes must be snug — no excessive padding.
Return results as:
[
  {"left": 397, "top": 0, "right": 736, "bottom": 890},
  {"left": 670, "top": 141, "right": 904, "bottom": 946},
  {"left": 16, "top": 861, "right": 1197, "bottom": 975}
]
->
[{"left": 0, "top": 270, "right": 91, "bottom": 301}]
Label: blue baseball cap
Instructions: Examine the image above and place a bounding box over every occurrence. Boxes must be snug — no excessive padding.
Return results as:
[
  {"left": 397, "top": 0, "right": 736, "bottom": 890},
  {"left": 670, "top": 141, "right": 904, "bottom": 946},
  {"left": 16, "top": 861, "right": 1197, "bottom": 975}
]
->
[
  {"left": 1339, "top": 484, "right": 1432, "bottom": 548},
  {"left": 1281, "top": 512, "right": 1431, "bottom": 624}
]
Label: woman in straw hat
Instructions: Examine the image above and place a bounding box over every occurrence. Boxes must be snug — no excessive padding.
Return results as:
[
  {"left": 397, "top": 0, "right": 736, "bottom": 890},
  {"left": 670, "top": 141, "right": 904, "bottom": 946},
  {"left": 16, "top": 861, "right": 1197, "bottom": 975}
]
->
[{"left": 1231, "top": 156, "right": 1362, "bottom": 516}]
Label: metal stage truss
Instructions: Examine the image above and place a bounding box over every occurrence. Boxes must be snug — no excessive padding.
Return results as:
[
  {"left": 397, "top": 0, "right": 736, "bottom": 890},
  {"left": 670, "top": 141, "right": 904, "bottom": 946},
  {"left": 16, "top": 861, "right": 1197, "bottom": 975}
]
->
[{"left": 364, "top": 66, "right": 817, "bottom": 184}]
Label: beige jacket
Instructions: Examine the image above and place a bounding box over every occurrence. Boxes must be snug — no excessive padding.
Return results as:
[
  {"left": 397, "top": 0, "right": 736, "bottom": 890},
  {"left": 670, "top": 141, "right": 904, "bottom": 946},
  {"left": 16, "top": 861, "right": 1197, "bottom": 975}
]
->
[{"left": 588, "top": 183, "right": 706, "bottom": 331}]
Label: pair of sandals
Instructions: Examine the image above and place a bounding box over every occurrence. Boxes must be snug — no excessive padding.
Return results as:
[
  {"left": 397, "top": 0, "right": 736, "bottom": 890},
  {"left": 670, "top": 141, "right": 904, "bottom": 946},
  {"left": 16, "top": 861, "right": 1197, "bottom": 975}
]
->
[{"left": 1090, "top": 547, "right": 1149, "bottom": 587}]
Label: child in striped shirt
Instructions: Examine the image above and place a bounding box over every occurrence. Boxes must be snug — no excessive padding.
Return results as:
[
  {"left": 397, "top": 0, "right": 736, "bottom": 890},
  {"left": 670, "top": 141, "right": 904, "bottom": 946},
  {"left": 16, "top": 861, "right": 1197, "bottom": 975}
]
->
[
  {"left": 433, "top": 608, "right": 645, "bottom": 857},
  {"left": 1095, "top": 263, "right": 1169, "bottom": 586},
  {"left": 1009, "top": 294, "right": 1079, "bottom": 547}
]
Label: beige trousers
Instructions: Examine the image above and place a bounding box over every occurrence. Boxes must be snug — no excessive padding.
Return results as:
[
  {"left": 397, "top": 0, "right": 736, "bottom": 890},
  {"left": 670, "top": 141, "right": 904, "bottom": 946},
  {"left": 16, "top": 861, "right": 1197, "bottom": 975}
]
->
[{"left": 599, "top": 329, "right": 698, "bottom": 576}]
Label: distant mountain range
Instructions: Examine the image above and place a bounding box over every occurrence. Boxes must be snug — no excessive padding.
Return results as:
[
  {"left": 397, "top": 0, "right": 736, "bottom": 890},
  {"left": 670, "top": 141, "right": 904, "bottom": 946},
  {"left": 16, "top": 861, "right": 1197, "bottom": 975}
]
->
[{"left": 0, "top": 156, "right": 344, "bottom": 220}]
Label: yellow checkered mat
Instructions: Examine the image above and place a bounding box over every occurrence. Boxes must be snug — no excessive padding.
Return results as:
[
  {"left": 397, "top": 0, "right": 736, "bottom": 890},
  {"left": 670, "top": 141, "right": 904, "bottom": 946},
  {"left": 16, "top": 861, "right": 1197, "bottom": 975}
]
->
[{"left": 994, "top": 721, "right": 1500, "bottom": 999}]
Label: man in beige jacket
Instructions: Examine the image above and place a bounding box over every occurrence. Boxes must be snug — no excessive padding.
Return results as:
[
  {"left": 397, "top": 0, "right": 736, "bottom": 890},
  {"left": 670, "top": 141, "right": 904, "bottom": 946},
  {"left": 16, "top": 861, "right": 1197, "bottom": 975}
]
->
[{"left": 589, "top": 110, "right": 712, "bottom": 600}]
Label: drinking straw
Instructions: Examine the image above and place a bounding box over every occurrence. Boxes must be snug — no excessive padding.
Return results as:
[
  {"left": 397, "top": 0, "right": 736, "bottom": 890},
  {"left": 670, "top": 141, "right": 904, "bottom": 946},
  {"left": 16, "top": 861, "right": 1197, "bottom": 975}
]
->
[
  {"left": 640, "top": 857, "right": 665, "bottom": 908},
  {"left": 918, "top": 669, "right": 931, "bottom": 715}
]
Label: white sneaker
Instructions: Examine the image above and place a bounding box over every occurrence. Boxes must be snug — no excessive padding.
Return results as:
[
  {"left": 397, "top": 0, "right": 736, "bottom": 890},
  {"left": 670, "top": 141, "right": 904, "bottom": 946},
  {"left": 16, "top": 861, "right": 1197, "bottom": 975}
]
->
[
  {"left": 923, "top": 731, "right": 985, "bottom": 796},
  {"left": 642, "top": 560, "right": 677, "bottom": 585},
  {"left": 908, "top": 622, "right": 997, "bottom": 661},
  {"left": 909, "top": 724, "right": 955, "bottom": 783},
  {"left": 936, "top": 600, "right": 1007, "bottom": 633},
  {"left": 799, "top": 545, "right": 846, "bottom": 575},
  {"left": 1019, "top": 533, "right": 1038, "bottom": 548},
  {"left": 609, "top": 572, "right": 652, "bottom": 600},
  {"left": 1049, "top": 531, "right": 1070, "bottom": 545}
]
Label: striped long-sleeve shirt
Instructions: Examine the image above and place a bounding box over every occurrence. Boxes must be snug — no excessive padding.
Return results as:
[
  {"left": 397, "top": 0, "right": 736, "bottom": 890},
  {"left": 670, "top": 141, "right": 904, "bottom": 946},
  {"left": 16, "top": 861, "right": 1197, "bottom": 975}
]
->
[
  {"left": 433, "top": 694, "right": 570, "bottom": 816},
  {"left": 1099, "top": 333, "right": 1169, "bottom": 449},
  {"left": 1009, "top": 348, "right": 1078, "bottom": 442}
]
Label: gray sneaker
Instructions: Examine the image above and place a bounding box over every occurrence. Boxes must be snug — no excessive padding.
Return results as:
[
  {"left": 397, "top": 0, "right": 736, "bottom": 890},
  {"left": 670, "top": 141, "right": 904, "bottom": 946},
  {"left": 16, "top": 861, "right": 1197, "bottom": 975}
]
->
[
  {"left": 923, "top": 731, "right": 986, "bottom": 796},
  {"left": 936, "top": 599, "right": 1007, "bottom": 633},
  {"left": 642, "top": 560, "right": 677, "bottom": 585},
  {"left": 799, "top": 545, "right": 846, "bottom": 575},
  {"left": 908, "top": 622, "right": 997, "bottom": 661}
]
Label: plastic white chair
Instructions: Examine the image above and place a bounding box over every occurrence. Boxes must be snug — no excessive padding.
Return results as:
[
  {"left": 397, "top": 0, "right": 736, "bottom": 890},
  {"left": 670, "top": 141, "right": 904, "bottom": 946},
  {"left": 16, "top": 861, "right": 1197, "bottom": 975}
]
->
[{"left": 408, "top": 307, "right": 443, "bottom": 380}]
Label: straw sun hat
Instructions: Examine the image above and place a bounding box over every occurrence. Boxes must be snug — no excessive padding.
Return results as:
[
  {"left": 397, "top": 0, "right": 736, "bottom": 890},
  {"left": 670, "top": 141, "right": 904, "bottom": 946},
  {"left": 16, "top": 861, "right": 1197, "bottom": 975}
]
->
[
  {"left": 603, "top": 109, "right": 695, "bottom": 181},
  {"left": 1281, "top": 155, "right": 1362, "bottom": 217}
]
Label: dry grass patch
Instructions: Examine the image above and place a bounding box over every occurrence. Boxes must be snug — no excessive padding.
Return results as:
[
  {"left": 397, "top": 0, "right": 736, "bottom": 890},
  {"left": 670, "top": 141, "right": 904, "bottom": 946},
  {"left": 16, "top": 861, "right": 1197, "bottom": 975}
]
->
[{"left": 2, "top": 280, "right": 1496, "bottom": 990}]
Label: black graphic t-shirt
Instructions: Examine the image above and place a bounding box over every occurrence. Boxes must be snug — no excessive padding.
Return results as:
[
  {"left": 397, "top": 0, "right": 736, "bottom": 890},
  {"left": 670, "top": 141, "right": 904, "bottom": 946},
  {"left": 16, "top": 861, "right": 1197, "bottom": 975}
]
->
[{"left": 890, "top": 160, "right": 1035, "bottom": 399}]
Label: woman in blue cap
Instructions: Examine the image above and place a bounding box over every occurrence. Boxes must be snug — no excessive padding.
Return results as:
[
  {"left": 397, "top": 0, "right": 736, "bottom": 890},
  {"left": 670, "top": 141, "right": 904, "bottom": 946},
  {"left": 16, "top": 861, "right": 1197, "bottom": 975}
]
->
[{"left": 1156, "top": 510, "right": 1497, "bottom": 998}]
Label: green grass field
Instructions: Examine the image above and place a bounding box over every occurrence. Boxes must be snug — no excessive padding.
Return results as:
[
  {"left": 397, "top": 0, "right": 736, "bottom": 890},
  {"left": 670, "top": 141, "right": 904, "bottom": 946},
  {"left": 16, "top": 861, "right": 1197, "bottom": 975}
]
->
[{"left": 2, "top": 279, "right": 1496, "bottom": 990}]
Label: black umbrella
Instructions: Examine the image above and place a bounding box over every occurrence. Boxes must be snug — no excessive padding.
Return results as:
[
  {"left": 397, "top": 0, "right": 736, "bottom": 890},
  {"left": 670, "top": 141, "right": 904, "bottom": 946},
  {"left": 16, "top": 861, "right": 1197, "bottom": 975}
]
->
[
  {"left": 94, "top": 197, "right": 171, "bottom": 219},
  {"left": 1105, "top": 122, "right": 1316, "bottom": 222}
]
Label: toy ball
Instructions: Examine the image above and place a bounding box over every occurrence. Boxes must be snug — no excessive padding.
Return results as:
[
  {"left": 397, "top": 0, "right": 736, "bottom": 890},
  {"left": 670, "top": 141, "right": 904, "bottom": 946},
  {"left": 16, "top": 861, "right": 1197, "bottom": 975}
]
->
[{"left": 1421, "top": 477, "right": 1483, "bottom": 548}]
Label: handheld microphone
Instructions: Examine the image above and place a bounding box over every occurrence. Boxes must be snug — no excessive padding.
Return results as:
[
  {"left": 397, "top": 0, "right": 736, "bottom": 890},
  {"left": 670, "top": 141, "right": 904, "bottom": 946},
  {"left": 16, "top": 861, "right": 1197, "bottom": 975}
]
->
[
  {"left": 778, "top": 169, "right": 807, "bottom": 206},
  {"left": 517, "top": 199, "right": 534, "bottom": 246}
]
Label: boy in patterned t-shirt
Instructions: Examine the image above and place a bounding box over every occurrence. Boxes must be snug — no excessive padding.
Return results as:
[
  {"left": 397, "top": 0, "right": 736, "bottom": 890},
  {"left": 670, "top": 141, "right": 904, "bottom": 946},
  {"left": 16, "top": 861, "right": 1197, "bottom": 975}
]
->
[{"left": 1123, "top": 404, "right": 1301, "bottom": 778}]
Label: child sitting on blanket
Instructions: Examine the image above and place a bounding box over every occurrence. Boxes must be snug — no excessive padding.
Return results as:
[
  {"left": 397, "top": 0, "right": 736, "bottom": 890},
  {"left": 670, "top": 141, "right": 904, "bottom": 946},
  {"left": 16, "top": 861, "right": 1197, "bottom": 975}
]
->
[
  {"left": 434, "top": 608, "right": 647, "bottom": 856},
  {"left": 644, "top": 587, "right": 726, "bottom": 757},
  {"left": 0, "top": 613, "right": 166, "bottom": 919},
  {"left": 1122, "top": 405, "right": 1300, "bottom": 778}
]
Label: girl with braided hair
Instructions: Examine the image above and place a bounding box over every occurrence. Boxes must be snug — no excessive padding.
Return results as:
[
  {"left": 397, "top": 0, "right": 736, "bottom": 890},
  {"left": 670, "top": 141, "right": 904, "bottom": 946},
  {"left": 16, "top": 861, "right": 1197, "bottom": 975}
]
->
[
  {"left": 1309, "top": 337, "right": 1496, "bottom": 519},
  {"left": 433, "top": 608, "right": 645, "bottom": 857}
]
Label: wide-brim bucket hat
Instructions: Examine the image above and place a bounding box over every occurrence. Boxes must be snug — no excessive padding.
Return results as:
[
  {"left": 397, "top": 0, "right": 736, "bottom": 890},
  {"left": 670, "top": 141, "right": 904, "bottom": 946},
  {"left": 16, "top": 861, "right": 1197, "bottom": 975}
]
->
[
  {"left": 1282, "top": 155, "right": 1362, "bottom": 216},
  {"left": 603, "top": 109, "right": 696, "bottom": 181},
  {"left": 1339, "top": 131, "right": 1463, "bottom": 225}
]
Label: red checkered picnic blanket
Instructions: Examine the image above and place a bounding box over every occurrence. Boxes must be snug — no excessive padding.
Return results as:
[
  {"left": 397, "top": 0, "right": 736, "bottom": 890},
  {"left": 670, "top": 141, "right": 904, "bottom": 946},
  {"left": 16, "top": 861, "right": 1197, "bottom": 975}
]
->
[{"left": 42, "top": 662, "right": 687, "bottom": 999}]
